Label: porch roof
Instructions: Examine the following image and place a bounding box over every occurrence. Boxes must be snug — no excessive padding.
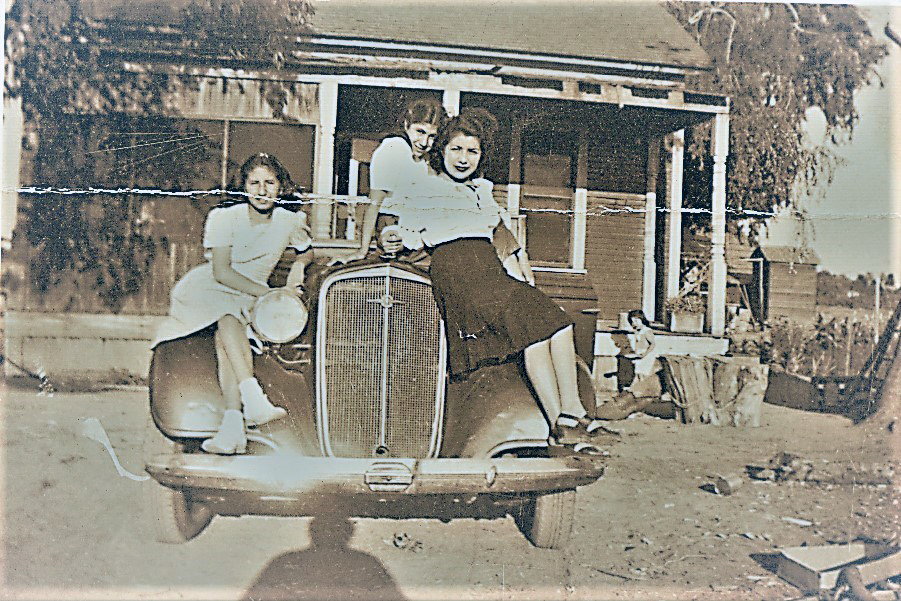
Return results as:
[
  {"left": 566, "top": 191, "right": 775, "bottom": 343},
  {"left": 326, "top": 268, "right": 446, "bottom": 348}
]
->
[{"left": 307, "top": 1, "right": 710, "bottom": 71}]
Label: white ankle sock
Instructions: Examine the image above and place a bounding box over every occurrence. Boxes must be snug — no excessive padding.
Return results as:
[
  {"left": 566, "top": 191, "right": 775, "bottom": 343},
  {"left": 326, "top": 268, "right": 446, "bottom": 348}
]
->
[
  {"left": 238, "top": 377, "right": 263, "bottom": 398},
  {"left": 222, "top": 409, "right": 244, "bottom": 427}
]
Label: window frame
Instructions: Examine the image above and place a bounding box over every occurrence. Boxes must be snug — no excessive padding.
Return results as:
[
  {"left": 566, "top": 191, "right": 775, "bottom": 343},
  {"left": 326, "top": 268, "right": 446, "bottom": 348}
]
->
[{"left": 506, "top": 123, "right": 588, "bottom": 274}]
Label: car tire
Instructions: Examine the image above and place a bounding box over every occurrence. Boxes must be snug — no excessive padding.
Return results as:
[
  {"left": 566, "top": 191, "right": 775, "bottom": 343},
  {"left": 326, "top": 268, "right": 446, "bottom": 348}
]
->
[
  {"left": 514, "top": 488, "right": 576, "bottom": 549},
  {"left": 143, "top": 415, "right": 214, "bottom": 544}
]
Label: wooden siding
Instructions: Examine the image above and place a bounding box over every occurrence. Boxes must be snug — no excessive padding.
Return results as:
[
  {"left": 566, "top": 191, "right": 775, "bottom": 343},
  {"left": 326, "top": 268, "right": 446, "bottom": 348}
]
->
[
  {"left": 767, "top": 263, "right": 817, "bottom": 319},
  {"left": 586, "top": 139, "right": 647, "bottom": 194},
  {"left": 9, "top": 240, "right": 204, "bottom": 315},
  {"left": 584, "top": 191, "right": 646, "bottom": 319}
]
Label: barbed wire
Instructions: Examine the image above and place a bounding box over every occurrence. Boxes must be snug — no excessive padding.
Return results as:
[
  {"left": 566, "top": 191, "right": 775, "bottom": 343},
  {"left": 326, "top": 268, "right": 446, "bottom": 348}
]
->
[{"left": 10, "top": 186, "right": 901, "bottom": 220}]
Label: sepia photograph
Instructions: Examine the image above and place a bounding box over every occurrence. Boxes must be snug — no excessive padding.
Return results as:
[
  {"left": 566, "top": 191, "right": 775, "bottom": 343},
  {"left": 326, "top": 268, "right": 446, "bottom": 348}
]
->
[{"left": 1, "top": 0, "right": 899, "bottom": 599}]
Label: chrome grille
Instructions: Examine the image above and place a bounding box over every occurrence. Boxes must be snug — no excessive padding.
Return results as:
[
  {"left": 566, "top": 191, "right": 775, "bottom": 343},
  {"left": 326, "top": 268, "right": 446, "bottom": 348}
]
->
[{"left": 318, "top": 267, "right": 445, "bottom": 458}]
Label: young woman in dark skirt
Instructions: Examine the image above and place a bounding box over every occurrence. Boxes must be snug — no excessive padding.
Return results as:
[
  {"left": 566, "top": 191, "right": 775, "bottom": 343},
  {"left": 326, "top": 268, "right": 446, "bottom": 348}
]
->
[{"left": 393, "top": 108, "right": 611, "bottom": 448}]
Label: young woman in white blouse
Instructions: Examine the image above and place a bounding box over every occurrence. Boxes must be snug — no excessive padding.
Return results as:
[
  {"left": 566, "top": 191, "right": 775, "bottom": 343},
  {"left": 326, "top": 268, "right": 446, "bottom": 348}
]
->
[
  {"left": 344, "top": 97, "right": 448, "bottom": 261},
  {"left": 153, "top": 153, "right": 311, "bottom": 454},
  {"left": 394, "top": 109, "right": 612, "bottom": 448}
]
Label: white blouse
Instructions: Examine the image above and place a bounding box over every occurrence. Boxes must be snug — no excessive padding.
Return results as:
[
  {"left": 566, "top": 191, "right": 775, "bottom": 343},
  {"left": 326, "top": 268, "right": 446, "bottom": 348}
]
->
[
  {"left": 394, "top": 172, "right": 513, "bottom": 250},
  {"left": 368, "top": 137, "right": 431, "bottom": 216},
  {"left": 203, "top": 204, "right": 311, "bottom": 284}
]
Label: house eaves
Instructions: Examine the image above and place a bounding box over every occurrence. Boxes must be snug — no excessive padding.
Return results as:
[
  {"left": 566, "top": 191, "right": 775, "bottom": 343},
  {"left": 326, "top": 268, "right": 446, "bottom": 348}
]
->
[{"left": 87, "top": 0, "right": 712, "bottom": 78}]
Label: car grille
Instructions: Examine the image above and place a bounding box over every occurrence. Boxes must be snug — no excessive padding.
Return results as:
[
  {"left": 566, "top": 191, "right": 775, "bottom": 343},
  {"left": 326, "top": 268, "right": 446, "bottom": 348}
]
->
[{"left": 317, "top": 266, "right": 446, "bottom": 458}]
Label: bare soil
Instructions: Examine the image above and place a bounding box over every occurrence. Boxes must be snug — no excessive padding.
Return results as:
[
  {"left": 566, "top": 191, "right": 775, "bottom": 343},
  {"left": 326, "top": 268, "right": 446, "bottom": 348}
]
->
[{"left": 1, "top": 381, "right": 898, "bottom": 601}]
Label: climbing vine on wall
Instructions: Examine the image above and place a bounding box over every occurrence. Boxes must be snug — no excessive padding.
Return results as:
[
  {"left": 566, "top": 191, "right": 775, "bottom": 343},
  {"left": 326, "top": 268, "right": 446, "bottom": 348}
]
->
[{"left": 5, "top": 0, "right": 315, "bottom": 311}]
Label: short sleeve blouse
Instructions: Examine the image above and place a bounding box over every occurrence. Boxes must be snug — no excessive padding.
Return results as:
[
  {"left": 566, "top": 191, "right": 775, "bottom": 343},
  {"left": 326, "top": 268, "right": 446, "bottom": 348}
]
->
[
  {"left": 202, "top": 204, "right": 311, "bottom": 284},
  {"left": 394, "top": 173, "right": 510, "bottom": 250},
  {"left": 369, "top": 137, "right": 430, "bottom": 215}
]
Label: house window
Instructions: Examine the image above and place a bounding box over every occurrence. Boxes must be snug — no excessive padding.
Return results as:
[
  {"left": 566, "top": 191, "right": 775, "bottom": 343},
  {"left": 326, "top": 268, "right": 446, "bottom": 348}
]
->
[
  {"left": 517, "top": 129, "right": 586, "bottom": 271},
  {"left": 211, "top": 120, "right": 315, "bottom": 191}
]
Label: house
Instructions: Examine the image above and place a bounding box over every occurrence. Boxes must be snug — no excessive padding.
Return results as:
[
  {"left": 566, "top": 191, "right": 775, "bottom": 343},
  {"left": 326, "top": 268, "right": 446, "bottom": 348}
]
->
[
  {"left": 750, "top": 245, "right": 820, "bottom": 322},
  {"left": 2, "top": 0, "right": 732, "bottom": 380}
]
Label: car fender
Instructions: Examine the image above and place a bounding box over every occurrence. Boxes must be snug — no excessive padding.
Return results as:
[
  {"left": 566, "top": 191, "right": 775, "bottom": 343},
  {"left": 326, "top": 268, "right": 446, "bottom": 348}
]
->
[
  {"left": 150, "top": 333, "right": 318, "bottom": 453},
  {"left": 441, "top": 362, "right": 549, "bottom": 458},
  {"left": 149, "top": 330, "right": 224, "bottom": 437}
]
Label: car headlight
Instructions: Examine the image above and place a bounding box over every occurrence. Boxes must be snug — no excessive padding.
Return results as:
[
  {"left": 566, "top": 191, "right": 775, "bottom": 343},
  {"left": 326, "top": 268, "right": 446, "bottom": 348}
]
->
[{"left": 251, "top": 289, "right": 308, "bottom": 344}]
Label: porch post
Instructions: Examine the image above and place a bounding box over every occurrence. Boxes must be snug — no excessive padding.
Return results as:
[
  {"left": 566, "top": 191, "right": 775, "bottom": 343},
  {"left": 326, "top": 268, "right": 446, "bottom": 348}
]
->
[
  {"left": 312, "top": 81, "right": 338, "bottom": 240},
  {"left": 442, "top": 88, "right": 460, "bottom": 117},
  {"left": 666, "top": 129, "right": 685, "bottom": 299},
  {"left": 1, "top": 95, "right": 23, "bottom": 249},
  {"left": 709, "top": 113, "right": 729, "bottom": 335},
  {"left": 508, "top": 121, "right": 523, "bottom": 244},
  {"left": 573, "top": 130, "right": 588, "bottom": 271},
  {"left": 642, "top": 138, "right": 660, "bottom": 319}
]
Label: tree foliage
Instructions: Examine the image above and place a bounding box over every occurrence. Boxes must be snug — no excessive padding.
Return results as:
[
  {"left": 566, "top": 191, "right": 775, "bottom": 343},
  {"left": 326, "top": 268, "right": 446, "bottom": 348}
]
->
[
  {"left": 4, "top": 0, "right": 314, "bottom": 311},
  {"left": 666, "top": 2, "right": 887, "bottom": 217}
]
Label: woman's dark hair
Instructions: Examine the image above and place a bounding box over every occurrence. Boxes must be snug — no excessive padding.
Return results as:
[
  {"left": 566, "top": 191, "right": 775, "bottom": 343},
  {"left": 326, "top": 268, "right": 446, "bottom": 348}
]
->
[
  {"left": 428, "top": 108, "right": 499, "bottom": 178},
  {"left": 627, "top": 309, "right": 650, "bottom": 328},
  {"left": 236, "top": 152, "right": 293, "bottom": 193},
  {"left": 403, "top": 97, "right": 447, "bottom": 128}
]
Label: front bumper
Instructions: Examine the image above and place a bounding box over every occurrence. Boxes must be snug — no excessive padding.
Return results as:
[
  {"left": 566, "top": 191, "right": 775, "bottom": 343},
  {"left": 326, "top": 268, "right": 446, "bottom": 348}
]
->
[{"left": 145, "top": 452, "right": 605, "bottom": 497}]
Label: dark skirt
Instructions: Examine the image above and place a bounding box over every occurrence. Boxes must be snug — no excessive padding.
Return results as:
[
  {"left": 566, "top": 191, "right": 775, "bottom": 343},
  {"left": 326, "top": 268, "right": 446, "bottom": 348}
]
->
[{"left": 429, "top": 238, "right": 574, "bottom": 379}]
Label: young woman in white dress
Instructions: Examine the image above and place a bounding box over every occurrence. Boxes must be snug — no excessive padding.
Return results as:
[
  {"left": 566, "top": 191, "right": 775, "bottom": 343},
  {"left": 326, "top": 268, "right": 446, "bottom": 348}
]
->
[
  {"left": 344, "top": 97, "right": 448, "bottom": 261},
  {"left": 393, "top": 109, "right": 613, "bottom": 449},
  {"left": 153, "top": 153, "right": 311, "bottom": 454}
]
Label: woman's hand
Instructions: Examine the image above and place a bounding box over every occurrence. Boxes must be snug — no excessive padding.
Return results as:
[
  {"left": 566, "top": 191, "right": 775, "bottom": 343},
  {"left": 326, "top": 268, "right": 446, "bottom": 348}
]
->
[
  {"left": 331, "top": 248, "right": 370, "bottom": 265},
  {"left": 517, "top": 250, "right": 536, "bottom": 286},
  {"left": 380, "top": 226, "right": 404, "bottom": 255},
  {"left": 210, "top": 246, "right": 271, "bottom": 297}
]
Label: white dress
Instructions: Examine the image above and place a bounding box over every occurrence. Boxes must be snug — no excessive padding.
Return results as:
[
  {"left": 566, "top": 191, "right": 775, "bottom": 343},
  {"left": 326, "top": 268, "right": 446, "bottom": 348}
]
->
[
  {"left": 632, "top": 325, "right": 658, "bottom": 377},
  {"left": 152, "top": 204, "right": 311, "bottom": 347}
]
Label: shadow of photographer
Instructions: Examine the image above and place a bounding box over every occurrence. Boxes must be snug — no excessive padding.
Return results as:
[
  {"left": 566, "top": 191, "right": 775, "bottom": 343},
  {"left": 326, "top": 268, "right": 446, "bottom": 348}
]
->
[{"left": 242, "top": 515, "right": 408, "bottom": 601}]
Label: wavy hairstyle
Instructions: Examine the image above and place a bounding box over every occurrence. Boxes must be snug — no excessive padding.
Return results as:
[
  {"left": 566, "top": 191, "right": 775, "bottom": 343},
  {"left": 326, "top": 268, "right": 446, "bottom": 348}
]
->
[
  {"left": 627, "top": 309, "right": 650, "bottom": 328},
  {"left": 428, "top": 108, "right": 499, "bottom": 179},
  {"left": 402, "top": 97, "right": 447, "bottom": 129},
  {"left": 236, "top": 152, "right": 293, "bottom": 193},
  {"left": 216, "top": 153, "right": 296, "bottom": 209}
]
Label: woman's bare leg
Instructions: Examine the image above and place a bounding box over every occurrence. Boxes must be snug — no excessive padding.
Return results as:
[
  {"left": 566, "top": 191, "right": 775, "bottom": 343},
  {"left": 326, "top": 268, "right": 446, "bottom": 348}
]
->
[
  {"left": 216, "top": 314, "right": 254, "bottom": 383},
  {"left": 549, "top": 325, "right": 586, "bottom": 419},
  {"left": 204, "top": 315, "right": 251, "bottom": 454},
  {"left": 216, "top": 314, "right": 286, "bottom": 426},
  {"left": 524, "top": 338, "right": 562, "bottom": 423},
  {"left": 214, "top": 327, "right": 241, "bottom": 411}
]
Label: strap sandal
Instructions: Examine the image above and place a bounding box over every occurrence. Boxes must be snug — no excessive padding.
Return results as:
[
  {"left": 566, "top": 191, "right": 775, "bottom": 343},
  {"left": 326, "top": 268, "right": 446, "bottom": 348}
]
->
[
  {"left": 552, "top": 413, "right": 621, "bottom": 446},
  {"left": 572, "top": 442, "right": 609, "bottom": 456}
]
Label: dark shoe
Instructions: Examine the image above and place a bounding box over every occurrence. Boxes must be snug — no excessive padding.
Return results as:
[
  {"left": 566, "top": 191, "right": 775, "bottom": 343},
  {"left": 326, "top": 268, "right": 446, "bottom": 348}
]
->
[
  {"left": 594, "top": 392, "right": 656, "bottom": 421},
  {"left": 552, "top": 414, "right": 620, "bottom": 446}
]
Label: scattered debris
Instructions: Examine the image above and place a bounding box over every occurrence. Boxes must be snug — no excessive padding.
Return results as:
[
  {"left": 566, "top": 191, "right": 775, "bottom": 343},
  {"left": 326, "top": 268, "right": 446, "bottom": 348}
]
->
[
  {"left": 777, "top": 543, "right": 900, "bottom": 597},
  {"left": 387, "top": 532, "right": 422, "bottom": 552},
  {"left": 748, "top": 452, "right": 896, "bottom": 486},
  {"left": 712, "top": 473, "right": 743, "bottom": 496},
  {"left": 782, "top": 516, "right": 814, "bottom": 527}
]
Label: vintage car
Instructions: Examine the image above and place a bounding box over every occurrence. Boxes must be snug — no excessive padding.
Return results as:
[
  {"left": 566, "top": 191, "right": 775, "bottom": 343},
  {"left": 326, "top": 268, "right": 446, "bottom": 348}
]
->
[{"left": 145, "top": 244, "right": 607, "bottom": 550}]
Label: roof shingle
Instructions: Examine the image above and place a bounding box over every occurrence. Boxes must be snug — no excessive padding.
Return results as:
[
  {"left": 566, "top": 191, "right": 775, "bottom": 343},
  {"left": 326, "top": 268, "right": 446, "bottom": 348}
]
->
[
  {"left": 311, "top": 0, "right": 711, "bottom": 69},
  {"left": 87, "top": 0, "right": 711, "bottom": 70}
]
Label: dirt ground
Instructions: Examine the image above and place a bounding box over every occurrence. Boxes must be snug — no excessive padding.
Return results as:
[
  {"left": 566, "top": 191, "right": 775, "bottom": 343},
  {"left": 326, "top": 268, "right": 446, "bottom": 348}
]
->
[{"left": 1, "top": 380, "right": 898, "bottom": 601}]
